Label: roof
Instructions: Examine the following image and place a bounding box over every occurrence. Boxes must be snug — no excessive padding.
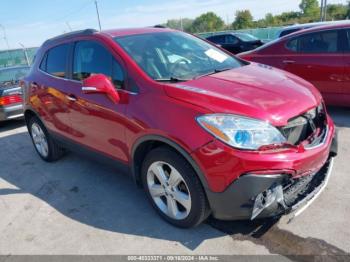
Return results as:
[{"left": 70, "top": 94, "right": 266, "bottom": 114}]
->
[{"left": 101, "top": 27, "right": 175, "bottom": 38}]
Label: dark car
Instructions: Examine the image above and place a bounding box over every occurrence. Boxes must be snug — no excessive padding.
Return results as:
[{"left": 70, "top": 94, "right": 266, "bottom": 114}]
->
[
  {"left": 206, "top": 33, "right": 263, "bottom": 54},
  {"left": 239, "top": 22, "right": 350, "bottom": 107},
  {"left": 23, "top": 28, "right": 336, "bottom": 228},
  {"left": 0, "top": 66, "right": 30, "bottom": 122}
]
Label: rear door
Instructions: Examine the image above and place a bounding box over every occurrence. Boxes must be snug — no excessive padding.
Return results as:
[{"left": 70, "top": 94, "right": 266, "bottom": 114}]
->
[
  {"left": 282, "top": 29, "right": 344, "bottom": 97},
  {"left": 35, "top": 43, "right": 73, "bottom": 137}
]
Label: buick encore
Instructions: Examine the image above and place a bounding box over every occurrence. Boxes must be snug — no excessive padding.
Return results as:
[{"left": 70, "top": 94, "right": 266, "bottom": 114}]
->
[{"left": 23, "top": 27, "right": 337, "bottom": 228}]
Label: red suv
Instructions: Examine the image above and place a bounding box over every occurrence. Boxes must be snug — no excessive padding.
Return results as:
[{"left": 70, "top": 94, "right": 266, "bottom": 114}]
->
[
  {"left": 23, "top": 27, "right": 337, "bottom": 228},
  {"left": 238, "top": 22, "right": 350, "bottom": 107}
]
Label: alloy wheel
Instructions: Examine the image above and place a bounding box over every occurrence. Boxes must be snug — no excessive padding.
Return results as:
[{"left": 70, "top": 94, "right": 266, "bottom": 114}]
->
[
  {"left": 147, "top": 161, "right": 192, "bottom": 220},
  {"left": 31, "top": 122, "right": 49, "bottom": 158}
]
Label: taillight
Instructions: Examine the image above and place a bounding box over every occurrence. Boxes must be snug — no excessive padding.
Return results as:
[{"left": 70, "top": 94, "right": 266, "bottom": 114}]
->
[{"left": 0, "top": 95, "right": 23, "bottom": 106}]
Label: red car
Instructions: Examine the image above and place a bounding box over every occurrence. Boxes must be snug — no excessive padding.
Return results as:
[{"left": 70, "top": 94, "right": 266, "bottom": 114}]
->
[
  {"left": 238, "top": 22, "right": 350, "bottom": 107},
  {"left": 23, "top": 27, "right": 337, "bottom": 228}
]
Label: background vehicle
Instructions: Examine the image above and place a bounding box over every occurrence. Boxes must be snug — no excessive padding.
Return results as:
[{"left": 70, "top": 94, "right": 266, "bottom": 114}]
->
[
  {"left": 238, "top": 22, "right": 350, "bottom": 107},
  {"left": 206, "top": 33, "right": 263, "bottom": 54},
  {"left": 23, "top": 28, "right": 336, "bottom": 228},
  {"left": 276, "top": 21, "right": 333, "bottom": 38},
  {"left": 0, "top": 66, "right": 30, "bottom": 122}
]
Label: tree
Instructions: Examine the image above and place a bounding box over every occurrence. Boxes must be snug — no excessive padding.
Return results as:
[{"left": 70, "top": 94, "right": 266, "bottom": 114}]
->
[
  {"left": 299, "top": 0, "right": 319, "bottom": 20},
  {"left": 232, "top": 10, "right": 253, "bottom": 29},
  {"left": 191, "top": 12, "right": 225, "bottom": 33},
  {"left": 326, "top": 4, "right": 348, "bottom": 20},
  {"left": 165, "top": 18, "right": 194, "bottom": 32}
]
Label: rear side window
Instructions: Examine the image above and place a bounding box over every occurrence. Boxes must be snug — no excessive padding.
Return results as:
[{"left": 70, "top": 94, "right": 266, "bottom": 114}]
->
[
  {"left": 286, "top": 30, "right": 339, "bottom": 53},
  {"left": 41, "top": 44, "right": 69, "bottom": 78},
  {"left": 73, "top": 41, "right": 125, "bottom": 89}
]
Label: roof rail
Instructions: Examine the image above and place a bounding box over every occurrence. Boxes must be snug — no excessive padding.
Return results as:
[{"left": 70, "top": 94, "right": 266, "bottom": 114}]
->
[
  {"left": 153, "top": 25, "right": 167, "bottom": 28},
  {"left": 43, "top": 29, "right": 98, "bottom": 45}
]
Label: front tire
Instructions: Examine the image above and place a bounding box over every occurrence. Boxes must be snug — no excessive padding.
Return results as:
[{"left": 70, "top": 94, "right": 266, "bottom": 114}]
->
[
  {"left": 141, "top": 146, "right": 210, "bottom": 228},
  {"left": 28, "top": 116, "right": 64, "bottom": 162}
]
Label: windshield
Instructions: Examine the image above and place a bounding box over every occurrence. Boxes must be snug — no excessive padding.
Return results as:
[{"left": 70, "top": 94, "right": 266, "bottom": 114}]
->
[
  {"left": 234, "top": 33, "right": 258, "bottom": 42},
  {"left": 0, "top": 67, "right": 29, "bottom": 84},
  {"left": 115, "top": 31, "right": 243, "bottom": 81}
]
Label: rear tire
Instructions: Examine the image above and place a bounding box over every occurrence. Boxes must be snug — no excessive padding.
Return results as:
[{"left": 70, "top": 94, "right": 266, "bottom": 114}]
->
[
  {"left": 141, "top": 146, "right": 210, "bottom": 228},
  {"left": 28, "top": 116, "right": 64, "bottom": 162}
]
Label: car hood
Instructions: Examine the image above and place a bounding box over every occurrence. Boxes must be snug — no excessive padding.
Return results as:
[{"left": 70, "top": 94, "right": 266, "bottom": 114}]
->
[{"left": 163, "top": 63, "right": 322, "bottom": 126}]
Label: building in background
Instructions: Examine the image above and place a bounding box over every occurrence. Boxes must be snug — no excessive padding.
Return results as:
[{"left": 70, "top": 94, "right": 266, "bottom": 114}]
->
[{"left": 0, "top": 47, "right": 37, "bottom": 68}]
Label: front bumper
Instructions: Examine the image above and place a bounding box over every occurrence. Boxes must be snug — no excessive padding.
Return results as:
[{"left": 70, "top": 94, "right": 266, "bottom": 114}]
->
[
  {"left": 0, "top": 103, "right": 24, "bottom": 121},
  {"left": 203, "top": 134, "right": 337, "bottom": 220},
  {"left": 191, "top": 116, "right": 337, "bottom": 220}
]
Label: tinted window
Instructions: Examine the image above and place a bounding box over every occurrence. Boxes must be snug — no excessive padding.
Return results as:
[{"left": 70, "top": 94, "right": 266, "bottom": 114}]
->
[
  {"left": 286, "top": 30, "right": 339, "bottom": 53},
  {"left": 225, "top": 35, "right": 239, "bottom": 44},
  {"left": 208, "top": 35, "right": 225, "bottom": 44},
  {"left": 73, "top": 41, "right": 124, "bottom": 89},
  {"left": 45, "top": 44, "right": 69, "bottom": 78}
]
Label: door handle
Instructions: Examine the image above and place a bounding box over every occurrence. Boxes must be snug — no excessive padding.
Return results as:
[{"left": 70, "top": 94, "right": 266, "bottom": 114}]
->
[
  {"left": 283, "top": 60, "right": 295, "bottom": 64},
  {"left": 66, "top": 94, "right": 77, "bottom": 102}
]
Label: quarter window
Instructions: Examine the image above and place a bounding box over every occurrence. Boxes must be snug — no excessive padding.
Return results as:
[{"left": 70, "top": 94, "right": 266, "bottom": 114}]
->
[
  {"left": 286, "top": 30, "right": 339, "bottom": 53},
  {"left": 73, "top": 41, "right": 125, "bottom": 89},
  {"left": 42, "top": 44, "right": 69, "bottom": 78}
]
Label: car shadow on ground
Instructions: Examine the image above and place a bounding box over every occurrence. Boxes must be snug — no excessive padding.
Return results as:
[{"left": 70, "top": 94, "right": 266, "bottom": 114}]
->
[
  {"left": 0, "top": 131, "right": 275, "bottom": 250},
  {"left": 327, "top": 106, "right": 350, "bottom": 128},
  {"left": 0, "top": 119, "right": 25, "bottom": 131}
]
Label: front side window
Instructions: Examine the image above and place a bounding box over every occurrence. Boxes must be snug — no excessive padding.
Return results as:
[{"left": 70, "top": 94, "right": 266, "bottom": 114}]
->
[
  {"left": 115, "top": 32, "right": 243, "bottom": 81},
  {"left": 73, "top": 41, "right": 125, "bottom": 89},
  {"left": 286, "top": 30, "right": 339, "bottom": 53},
  {"left": 43, "top": 44, "right": 69, "bottom": 78}
]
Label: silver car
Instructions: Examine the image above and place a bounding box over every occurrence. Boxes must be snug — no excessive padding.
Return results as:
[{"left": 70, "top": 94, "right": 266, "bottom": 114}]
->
[{"left": 0, "top": 66, "right": 30, "bottom": 122}]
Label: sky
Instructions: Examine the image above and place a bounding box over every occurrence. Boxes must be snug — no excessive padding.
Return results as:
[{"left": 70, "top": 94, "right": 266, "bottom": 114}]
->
[{"left": 0, "top": 0, "right": 348, "bottom": 50}]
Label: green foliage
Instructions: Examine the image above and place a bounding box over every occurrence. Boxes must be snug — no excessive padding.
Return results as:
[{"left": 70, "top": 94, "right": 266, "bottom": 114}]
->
[
  {"left": 165, "top": 18, "right": 194, "bottom": 32},
  {"left": 190, "top": 12, "right": 225, "bottom": 33},
  {"left": 232, "top": 10, "right": 254, "bottom": 29},
  {"left": 299, "top": 0, "right": 319, "bottom": 19},
  {"left": 163, "top": 0, "right": 349, "bottom": 34}
]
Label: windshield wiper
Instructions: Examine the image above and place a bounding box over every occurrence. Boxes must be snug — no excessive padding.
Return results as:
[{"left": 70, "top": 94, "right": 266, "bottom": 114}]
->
[
  {"left": 155, "top": 77, "right": 190, "bottom": 82},
  {"left": 194, "top": 67, "right": 232, "bottom": 80}
]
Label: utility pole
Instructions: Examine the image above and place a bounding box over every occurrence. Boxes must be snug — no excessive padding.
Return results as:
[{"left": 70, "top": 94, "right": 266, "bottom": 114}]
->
[
  {"left": 19, "top": 43, "right": 30, "bottom": 66},
  {"left": 324, "top": 0, "right": 328, "bottom": 21},
  {"left": 180, "top": 18, "right": 183, "bottom": 31},
  {"left": 0, "top": 24, "right": 10, "bottom": 50},
  {"left": 94, "top": 0, "right": 102, "bottom": 31},
  {"left": 320, "top": 0, "right": 324, "bottom": 21},
  {"left": 66, "top": 22, "right": 73, "bottom": 32}
]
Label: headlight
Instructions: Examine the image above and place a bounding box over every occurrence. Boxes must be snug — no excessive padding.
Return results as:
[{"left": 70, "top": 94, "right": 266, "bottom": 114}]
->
[{"left": 197, "top": 114, "right": 286, "bottom": 150}]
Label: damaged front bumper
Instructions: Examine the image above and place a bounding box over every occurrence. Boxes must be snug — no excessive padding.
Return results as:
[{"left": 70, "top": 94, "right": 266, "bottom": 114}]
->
[{"left": 206, "top": 156, "right": 335, "bottom": 221}]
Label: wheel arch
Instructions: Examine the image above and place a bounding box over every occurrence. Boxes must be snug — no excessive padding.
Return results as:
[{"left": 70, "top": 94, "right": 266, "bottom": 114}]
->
[{"left": 131, "top": 135, "right": 210, "bottom": 191}]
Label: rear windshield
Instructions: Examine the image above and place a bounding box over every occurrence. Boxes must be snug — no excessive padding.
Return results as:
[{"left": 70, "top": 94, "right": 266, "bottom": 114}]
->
[{"left": 115, "top": 31, "right": 243, "bottom": 81}]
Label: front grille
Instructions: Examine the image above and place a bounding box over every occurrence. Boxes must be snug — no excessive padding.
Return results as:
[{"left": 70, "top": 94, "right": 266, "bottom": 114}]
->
[
  {"left": 279, "top": 104, "right": 327, "bottom": 146},
  {"left": 282, "top": 158, "right": 331, "bottom": 207}
]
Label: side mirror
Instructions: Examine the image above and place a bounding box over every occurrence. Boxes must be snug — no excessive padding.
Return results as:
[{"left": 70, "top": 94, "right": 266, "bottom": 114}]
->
[{"left": 82, "top": 74, "right": 120, "bottom": 104}]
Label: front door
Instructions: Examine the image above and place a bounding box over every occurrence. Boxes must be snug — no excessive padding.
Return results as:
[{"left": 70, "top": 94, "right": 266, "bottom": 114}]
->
[{"left": 65, "top": 40, "right": 129, "bottom": 162}]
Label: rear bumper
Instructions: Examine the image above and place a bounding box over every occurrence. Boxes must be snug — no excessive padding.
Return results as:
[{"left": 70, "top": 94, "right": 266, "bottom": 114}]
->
[{"left": 0, "top": 103, "right": 24, "bottom": 121}]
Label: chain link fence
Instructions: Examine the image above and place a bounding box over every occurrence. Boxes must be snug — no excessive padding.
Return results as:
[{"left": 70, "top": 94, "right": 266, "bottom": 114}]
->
[{"left": 0, "top": 47, "right": 37, "bottom": 68}]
